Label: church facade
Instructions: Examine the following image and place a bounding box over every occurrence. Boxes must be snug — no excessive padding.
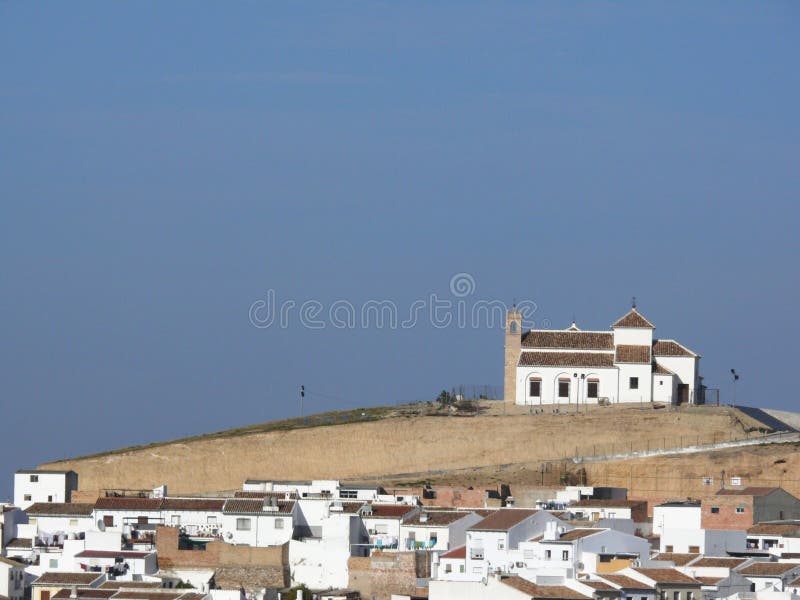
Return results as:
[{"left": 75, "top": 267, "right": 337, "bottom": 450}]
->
[{"left": 504, "top": 306, "right": 703, "bottom": 407}]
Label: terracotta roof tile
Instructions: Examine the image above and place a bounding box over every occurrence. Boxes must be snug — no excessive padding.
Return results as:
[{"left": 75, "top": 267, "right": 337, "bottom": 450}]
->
[
  {"left": 160, "top": 498, "right": 225, "bottom": 511},
  {"left": 653, "top": 362, "right": 675, "bottom": 376},
  {"left": 615, "top": 345, "right": 651, "bottom": 364},
  {"left": 364, "top": 504, "right": 417, "bottom": 519},
  {"left": 738, "top": 562, "right": 800, "bottom": 577},
  {"left": 0, "top": 557, "right": 25, "bottom": 568},
  {"left": 501, "top": 577, "right": 590, "bottom": 599},
  {"left": 94, "top": 497, "right": 163, "bottom": 511},
  {"left": 100, "top": 583, "right": 162, "bottom": 590},
  {"left": 470, "top": 509, "right": 538, "bottom": 532},
  {"left": 34, "top": 572, "right": 104, "bottom": 586},
  {"left": 5, "top": 538, "right": 32, "bottom": 549},
  {"left": 440, "top": 545, "right": 466, "bottom": 559},
  {"left": 695, "top": 577, "right": 726, "bottom": 586},
  {"left": 690, "top": 557, "right": 749, "bottom": 568},
  {"left": 75, "top": 550, "right": 151, "bottom": 559},
  {"left": 556, "top": 528, "right": 602, "bottom": 542},
  {"left": 109, "top": 593, "right": 185, "bottom": 600},
  {"left": 748, "top": 523, "right": 800, "bottom": 536},
  {"left": 26, "top": 503, "right": 94, "bottom": 516},
  {"left": 580, "top": 581, "right": 615, "bottom": 591},
  {"left": 651, "top": 553, "right": 700, "bottom": 566},
  {"left": 522, "top": 331, "right": 614, "bottom": 351},
  {"left": 632, "top": 568, "right": 700, "bottom": 585},
  {"left": 573, "top": 500, "right": 646, "bottom": 509},
  {"left": 599, "top": 575, "right": 654, "bottom": 590},
  {"left": 519, "top": 352, "right": 615, "bottom": 368},
  {"left": 612, "top": 309, "right": 655, "bottom": 329},
  {"left": 52, "top": 590, "right": 117, "bottom": 600},
  {"left": 652, "top": 340, "right": 695, "bottom": 357},
  {"left": 222, "top": 498, "right": 294, "bottom": 514}
]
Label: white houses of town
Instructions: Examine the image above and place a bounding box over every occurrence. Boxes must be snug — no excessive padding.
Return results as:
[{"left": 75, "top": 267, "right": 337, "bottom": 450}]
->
[{"left": 504, "top": 305, "right": 703, "bottom": 407}]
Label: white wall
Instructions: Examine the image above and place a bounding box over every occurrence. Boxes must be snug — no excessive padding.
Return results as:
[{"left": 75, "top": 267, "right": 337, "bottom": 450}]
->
[
  {"left": 617, "top": 363, "right": 653, "bottom": 404},
  {"left": 14, "top": 473, "right": 75, "bottom": 510},
  {"left": 28, "top": 515, "right": 93, "bottom": 536},
  {"left": 653, "top": 506, "right": 702, "bottom": 536},
  {"left": 613, "top": 328, "right": 653, "bottom": 347},
  {"left": 652, "top": 375, "right": 677, "bottom": 404},
  {"left": 220, "top": 512, "right": 293, "bottom": 547},
  {"left": 516, "top": 366, "right": 618, "bottom": 406},
  {"left": 657, "top": 356, "right": 700, "bottom": 402}
]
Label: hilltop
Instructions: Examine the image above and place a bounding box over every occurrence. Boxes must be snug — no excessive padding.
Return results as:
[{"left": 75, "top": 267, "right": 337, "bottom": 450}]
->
[{"left": 40, "top": 401, "right": 783, "bottom": 499}]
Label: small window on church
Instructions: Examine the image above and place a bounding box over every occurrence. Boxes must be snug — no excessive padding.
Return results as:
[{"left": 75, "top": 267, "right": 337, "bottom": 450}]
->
[
  {"left": 587, "top": 381, "right": 598, "bottom": 398},
  {"left": 529, "top": 379, "right": 541, "bottom": 397},
  {"left": 629, "top": 377, "right": 639, "bottom": 390},
  {"left": 558, "top": 381, "right": 570, "bottom": 398},
  {"left": 510, "top": 322, "right": 518, "bottom": 334}
]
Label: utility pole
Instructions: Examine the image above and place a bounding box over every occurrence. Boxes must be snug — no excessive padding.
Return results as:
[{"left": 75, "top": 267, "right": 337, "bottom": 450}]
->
[{"left": 300, "top": 385, "right": 305, "bottom": 417}]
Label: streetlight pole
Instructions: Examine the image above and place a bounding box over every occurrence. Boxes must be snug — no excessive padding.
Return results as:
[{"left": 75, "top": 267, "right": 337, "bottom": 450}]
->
[
  {"left": 573, "top": 373, "right": 579, "bottom": 413},
  {"left": 730, "top": 369, "right": 739, "bottom": 408}
]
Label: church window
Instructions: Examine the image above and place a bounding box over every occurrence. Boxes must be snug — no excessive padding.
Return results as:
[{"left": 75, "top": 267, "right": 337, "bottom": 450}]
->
[
  {"left": 558, "top": 380, "right": 570, "bottom": 398},
  {"left": 587, "top": 380, "right": 599, "bottom": 398},
  {"left": 529, "top": 379, "right": 541, "bottom": 397},
  {"left": 629, "top": 377, "right": 639, "bottom": 390}
]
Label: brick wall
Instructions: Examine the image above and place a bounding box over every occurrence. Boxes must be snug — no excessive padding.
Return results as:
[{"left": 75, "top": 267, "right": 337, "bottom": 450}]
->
[
  {"left": 700, "top": 495, "right": 754, "bottom": 530},
  {"left": 421, "top": 486, "right": 488, "bottom": 508},
  {"left": 348, "top": 551, "right": 429, "bottom": 600},
  {"left": 155, "top": 526, "right": 289, "bottom": 589}
]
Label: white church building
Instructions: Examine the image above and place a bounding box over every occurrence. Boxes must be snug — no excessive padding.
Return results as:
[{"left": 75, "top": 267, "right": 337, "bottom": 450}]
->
[{"left": 504, "top": 305, "right": 703, "bottom": 407}]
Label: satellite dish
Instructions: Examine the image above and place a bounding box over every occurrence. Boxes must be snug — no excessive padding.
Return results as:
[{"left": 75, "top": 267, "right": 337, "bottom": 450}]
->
[
  {"left": 97, "top": 519, "right": 106, "bottom": 532},
  {"left": 225, "top": 532, "right": 233, "bottom": 540}
]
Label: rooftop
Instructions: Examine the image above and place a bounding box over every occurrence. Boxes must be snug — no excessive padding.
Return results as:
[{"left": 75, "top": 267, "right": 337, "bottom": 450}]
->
[
  {"left": 651, "top": 553, "right": 701, "bottom": 567},
  {"left": 33, "top": 572, "right": 104, "bottom": 586},
  {"left": 716, "top": 487, "right": 780, "bottom": 497},
  {"left": 518, "top": 352, "right": 615, "bottom": 369},
  {"left": 501, "top": 576, "right": 590, "bottom": 599},
  {"left": 470, "top": 509, "right": 538, "bottom": 532},
  {"left": 611, "top": 308, "right": 655, "bottom": 329},
  {"left": 26, "top": 502, "right": 94, "bottom": 517},
  {"left": 403, "top": 511, "right": 474, "bottom": 527},
  {"left": 52, "top": 590, "right": 117, "bottom": 600},
  {"left": 632, "top": 568, "right": 700, "bottom": 585},
  {"left": 748, "top": 523, "right": 800, "bottom": 537},
  {"left": 599, "top": 575, "right": 654, "bottom": 590},
  {"left": 738, "top": 562, "right": 800, "bottom": 577},
  {"left": 440, "top": 546, "right": 466, "bottom": 559},
  {"left": 690, "top": 557, "right": 749, "bottom": 568},
  {"left": 573, "top": 499, "right": 646, "bottom": 508},
  {"left": 364, "top": 504, "right": 416, "bottom": 519},
  {"left": 522, "top": 330, "right": 614, "bottom": 351},
  {"left": 222, "top": 498, "right": 295, "bottom": 515}
]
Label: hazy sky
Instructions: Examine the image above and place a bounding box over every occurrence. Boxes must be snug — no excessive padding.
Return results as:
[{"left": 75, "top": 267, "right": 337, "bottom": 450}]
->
[{"left": 1, "top": 2, "right": 798, "bottom": 500}]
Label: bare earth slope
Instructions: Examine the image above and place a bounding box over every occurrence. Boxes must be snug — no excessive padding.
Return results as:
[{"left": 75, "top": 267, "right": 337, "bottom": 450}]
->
[{"left": 42, "top": 404, "right": 751, "bottom": 497}]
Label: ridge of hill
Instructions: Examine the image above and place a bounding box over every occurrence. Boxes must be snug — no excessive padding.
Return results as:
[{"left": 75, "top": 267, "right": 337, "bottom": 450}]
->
[{"left": 41, "top": 402, "right": 771, "bottom": 499}]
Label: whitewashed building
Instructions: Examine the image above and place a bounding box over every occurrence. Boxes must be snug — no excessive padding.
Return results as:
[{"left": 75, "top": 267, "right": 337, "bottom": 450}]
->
[
  {"left": 505, "top": 305, "right": 703, "bottom": 406},
  {"left": 0, "top": 556, "right": 26, "bottom": 600},
  {"left": 220, "top": 497, "right": 296, "bottom": 546},
  {"left": 14, "top": 471, "right": 78, "bottom": 511}
]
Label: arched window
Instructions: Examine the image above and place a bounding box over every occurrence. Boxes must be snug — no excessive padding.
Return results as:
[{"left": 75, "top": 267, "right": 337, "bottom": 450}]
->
[{"left": 509, "top": 321, "right": 518, "bottom": 334}]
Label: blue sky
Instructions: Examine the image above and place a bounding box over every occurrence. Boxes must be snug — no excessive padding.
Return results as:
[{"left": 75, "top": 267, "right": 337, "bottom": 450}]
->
[{"left": 1, "top": 2, "right": 798, "bottom": 500}]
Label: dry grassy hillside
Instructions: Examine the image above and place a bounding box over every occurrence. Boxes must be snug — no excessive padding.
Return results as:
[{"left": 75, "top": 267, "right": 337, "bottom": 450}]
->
[{"left": 42, "top": 403, "right": 752, "bottom": 497}]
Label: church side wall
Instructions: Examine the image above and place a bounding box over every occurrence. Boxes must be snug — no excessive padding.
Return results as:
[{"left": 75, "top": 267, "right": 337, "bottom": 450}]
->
[{"left": 515, "top": 366, "right": 618, "bottom": 406}]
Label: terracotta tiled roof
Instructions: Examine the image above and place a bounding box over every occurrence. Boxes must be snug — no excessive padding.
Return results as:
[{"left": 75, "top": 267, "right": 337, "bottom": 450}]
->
[
  {"left": 690, "top": 557, "right": 749, "bottom": 568},
  {"left": 52, "top": 590, "right": 117, "bottom": 600},
  {"left": 790, "top": 577, "right": 800, "bottom": 587},
  {"left": 518, "top": 352, "right": 615, "bottom": 368},
  {"left": 109, "top": 593, "right": 184, "bottom": 600},
  {"left": 573, "top": 499, "right": 646, "bottom": 509},
  {"left": 599, "top": 575, "right": 654, "bottom": 590},
  {"left": 365, "top": 504, "right": 417, "bottom": 519},
  {"left": 580, "top": 581, "right": 615, "bottom": 591},
  {"left": 5, "top": 538, "right": 32, "bottom": 549},
  {"left": 222, "top": 498, "right": 294, "bottom": 515},
  {"left": 615, "top": 345, "right": 651, "bottom": 364},
  {"left": 233, "top": 491, "right": 297, "bottom": 499},
  {"left": 26, "top": 502, "right": 95, "bottom": 516},
  {"left": 440, "top": 545, "right": 466, "bottom": 559},
  {"left": 501, "top": 577, "right": 590, "bottom": 599},
  {"left": 612, "top": 309, "right": 655, "bottom": 329},
  {"left": 100, "top": 583, "right": 162, "bottom": 590},
  {"left": 717, "top": 487, "right": 780, "bottom": 497},
  {"left": 33, "top": 572, "right": 104, "bottom": 586},
  {"left": 160, "top": 498, "right": 225, "bottom": 511},
  {"left": 738, "top": 562, "right": 800, "bottom": 576},
  {"left": 748, "top": 523, "right": 800, "bottom": 536},
  {"left": 557, "top": 528, "right": 602, "bottom": 542},
  {"left": 651, "top": 553, "right": 700, "bottom": 566},
  {"left": 695, "top": 577, "right": 726, "bottom": 586},
  {"left": 653, "top": 340, "right": 696, "bottom": 357},
  {"left": 0, "top": 557, "right": 25, "bottom": 568},
  {"left": 403, "top": 510, "right": 474, "bottom": 526},
  {"left": 653, "top": 362, "right": 675, "bottom": 376},
  {"left": 470, "top": 509, "right": 538, "bottom": 532},
  {"left": 632, "top": 568, "right": 700, "bottom": 585},
  {"left": 522, "top": 331, "right": 614, "bottom": 350},
  {"left": 94, "top": 497, "right": 163, "bottom": 511},
  {"left": 333, "top": 502, "right": 366, "bottom": 514}
]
